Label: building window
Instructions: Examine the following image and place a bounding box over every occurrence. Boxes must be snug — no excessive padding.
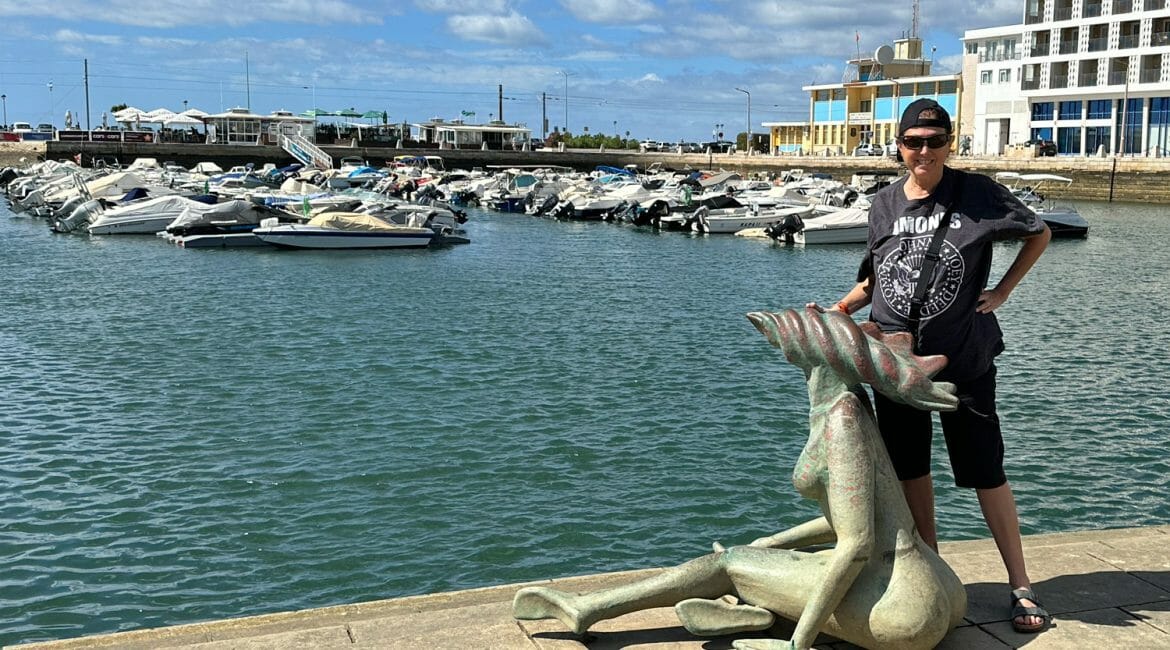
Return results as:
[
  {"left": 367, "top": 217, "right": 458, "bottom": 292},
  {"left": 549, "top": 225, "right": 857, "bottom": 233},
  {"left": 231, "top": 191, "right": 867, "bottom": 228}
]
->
[
  {"left": 999, "top": 69, "right": 1011, "bottom": 83},
  {"left": 966, "top": 42, "right": 978, "bottom": 54},
  {"left": 1059, "top": 100, "right": 1081, "bottom": 120},
  {"left": 1031, "top": 101, "right": 1054, "bottom": 120},
  {"left": 938, "top": 79, "right": 957, "bottom": 94},
  {"left": 831, "top": 88, "right": 846, "bottom": 100},
  {"left": 859, "top": 100, "right": 872, "bottom": 112},
  {"left": 815, "top": 90, "right": 829, "bottom": 101},
  {"left": 876, "top": 85, "right": 893, "bottom": 98},
  {"left": 981, "top": 71, "right": 993, "bottom": 84},
  {"left": 1087, "top": 99, "right": 1111, "bottom": 119}
]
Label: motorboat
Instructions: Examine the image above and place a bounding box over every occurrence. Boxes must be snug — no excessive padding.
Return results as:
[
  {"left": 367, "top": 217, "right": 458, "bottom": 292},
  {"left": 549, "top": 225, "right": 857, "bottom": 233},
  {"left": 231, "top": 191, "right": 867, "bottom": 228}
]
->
[
  {"left": 252, "top": 212, "right": 436, "bottom": 249},
  {"left": 994, "top": 172, "right": 1089, "bottom": 238},
  {"left": 162, "top": 199, "right": 299, "bottom": 248},
  {"left": 736, "top": 206, "right": 869, "bottom": 245},
  {"left": 88, "top": 195, "right": 218, "bottom": 235}
]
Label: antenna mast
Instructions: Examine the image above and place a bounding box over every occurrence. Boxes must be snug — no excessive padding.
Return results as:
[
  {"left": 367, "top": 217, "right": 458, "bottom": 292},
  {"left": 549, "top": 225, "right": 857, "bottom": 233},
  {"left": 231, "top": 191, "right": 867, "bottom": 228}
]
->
[{"left": 911, "top": 0, "right": 920, "bottom": 38}]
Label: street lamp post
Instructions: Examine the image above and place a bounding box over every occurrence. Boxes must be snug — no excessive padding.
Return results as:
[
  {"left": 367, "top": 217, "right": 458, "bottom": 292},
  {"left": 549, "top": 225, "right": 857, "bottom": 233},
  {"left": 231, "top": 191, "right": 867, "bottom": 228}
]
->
[
  {"left": 1, "top": 94, "right": 6, "bottom": 130},
  {"left": 735, "top": 87, "right": 751, "bottom": 156},
  {"left": 557, "top": 70, "right": 574, "bottom": 133},
  {"left": 47, "top": 81, "right": 54, "bottom": 126},
  {"left": 183, "top": 99, "right": 188, "bottom": 112}
]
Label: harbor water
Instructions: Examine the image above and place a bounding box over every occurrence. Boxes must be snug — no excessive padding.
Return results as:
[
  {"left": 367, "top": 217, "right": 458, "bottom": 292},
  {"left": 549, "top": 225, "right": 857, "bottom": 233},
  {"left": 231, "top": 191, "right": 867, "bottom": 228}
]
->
[{"left": 2, "top": 200, "right": 1168, "bottom": 646}]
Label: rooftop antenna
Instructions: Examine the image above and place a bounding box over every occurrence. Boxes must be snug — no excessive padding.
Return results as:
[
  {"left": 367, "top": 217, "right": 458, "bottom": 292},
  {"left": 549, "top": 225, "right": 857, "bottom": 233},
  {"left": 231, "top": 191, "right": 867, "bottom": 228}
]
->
[{"left": 911, "top": 0, "right": 920, "bottom": 38}]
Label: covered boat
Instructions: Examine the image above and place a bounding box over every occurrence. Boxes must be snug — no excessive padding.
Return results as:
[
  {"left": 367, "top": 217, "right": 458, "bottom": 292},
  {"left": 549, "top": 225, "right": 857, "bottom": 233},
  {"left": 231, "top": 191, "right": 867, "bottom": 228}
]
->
[{"left": 252, "top": 212, "right": 436, "bottom": 249}]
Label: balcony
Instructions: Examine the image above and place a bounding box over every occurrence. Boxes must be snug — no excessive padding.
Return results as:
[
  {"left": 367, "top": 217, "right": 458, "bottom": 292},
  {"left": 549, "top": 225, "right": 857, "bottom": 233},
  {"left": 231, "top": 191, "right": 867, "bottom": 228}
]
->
[
  {"left": 1108, "top": 71, "right": 1128, "bottom": 84},
  {"left": 1031, "top": 44, "right": 1051, "bottom": 57},
  {"left": 1084, "top": 2, "right": 1102, "bottom": 16},
  {"left": 1050, "top": 73, "right": 1069, "bottom": 88},
  {"left": 1078, "top": 73, "right": 1099, "bottom": 86},
  {"left": 1022, "top": 79, "right": 1042, "bottom": 90},
  {"left": 1114, "top": 0, "right": 1133, "bottom": 13},
  {"left": 1025, "top": 12, "right": 1044, "bottom": 24},
  {"left": 1140, "top": 69, "right": 1162, "bottom": 83},
  {"left": 1058, "top": 41, "right": 1078, "bottom": 54},
  {"left": 1154, "top": 32, "right": 1170, "bottom": 47},
  {"left": 1087, "top": 37, "right": 1108, "bottom": 52},
  {"left": 1054, "top": 6, "right": 1073, "bottom": 19},
  {"left": 1119, "top": 34, "right": 1138, "bottom": 49}
]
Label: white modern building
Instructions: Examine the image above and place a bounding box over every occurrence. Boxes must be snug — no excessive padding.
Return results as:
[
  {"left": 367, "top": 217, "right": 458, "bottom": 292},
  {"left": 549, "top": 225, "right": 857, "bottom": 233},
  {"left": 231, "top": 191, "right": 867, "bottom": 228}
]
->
[{"left": 963, "top": 0, "right": 1170, "bottom": 156}]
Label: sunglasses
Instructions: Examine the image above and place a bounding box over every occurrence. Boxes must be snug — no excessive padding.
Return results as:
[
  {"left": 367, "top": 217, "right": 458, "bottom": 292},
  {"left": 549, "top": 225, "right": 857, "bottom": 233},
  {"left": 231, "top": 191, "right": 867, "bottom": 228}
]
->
[{"left": 899, "top": 134, "right": 952, "bottom": 150}]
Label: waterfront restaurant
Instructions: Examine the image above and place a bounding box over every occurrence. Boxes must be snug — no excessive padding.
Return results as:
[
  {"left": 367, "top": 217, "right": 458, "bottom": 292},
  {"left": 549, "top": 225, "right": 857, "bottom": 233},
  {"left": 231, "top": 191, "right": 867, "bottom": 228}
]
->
[
  {"left": 766, "top": 36, "right": 961, "bottom": 156},
  {"left": 203, "top": 108, "right": 317, "bottom": 146},
  {"left": 414, "top": 118, "right": 533, "bottom": 150}
]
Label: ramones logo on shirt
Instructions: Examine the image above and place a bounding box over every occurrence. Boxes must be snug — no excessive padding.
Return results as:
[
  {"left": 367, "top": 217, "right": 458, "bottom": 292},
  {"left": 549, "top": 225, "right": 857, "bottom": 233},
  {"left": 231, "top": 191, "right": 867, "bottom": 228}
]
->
[{"left": 877, "top": 235, "right": 965, "bottom": 320}]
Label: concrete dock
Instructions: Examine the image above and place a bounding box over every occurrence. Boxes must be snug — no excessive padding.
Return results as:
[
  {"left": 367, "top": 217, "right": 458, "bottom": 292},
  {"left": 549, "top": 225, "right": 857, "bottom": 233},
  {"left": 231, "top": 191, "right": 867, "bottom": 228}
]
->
[{"left": 9, "top": 525, "right": 1170, "bottom": 650}]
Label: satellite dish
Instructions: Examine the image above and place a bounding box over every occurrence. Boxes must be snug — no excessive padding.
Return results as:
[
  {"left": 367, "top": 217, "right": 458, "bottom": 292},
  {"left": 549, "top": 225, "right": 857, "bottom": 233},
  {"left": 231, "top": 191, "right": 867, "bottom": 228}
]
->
[{"left": 875, "top": 45, "right": 894, "bottom": 66}]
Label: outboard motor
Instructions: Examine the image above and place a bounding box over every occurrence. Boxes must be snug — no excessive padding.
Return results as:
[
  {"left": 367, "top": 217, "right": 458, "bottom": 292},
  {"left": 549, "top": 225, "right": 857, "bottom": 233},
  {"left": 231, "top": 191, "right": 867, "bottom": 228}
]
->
[
  {"left": 551, "top": 201, "right": 575, "bottom": 220},
  {"left": 533, "top": 194, "right": 558, "bottom": 216},
  {"left": 764, "top": 212, "right": 806, "bottom": 243},
  {"left": 686, "top": 206, "right": 711, "bottom": 233},
  {"left": 0, "top": 168, "right": 18, "bottom": 187},
  {"left": 52, "top": 198, "right": 102, "bottom": 233}
]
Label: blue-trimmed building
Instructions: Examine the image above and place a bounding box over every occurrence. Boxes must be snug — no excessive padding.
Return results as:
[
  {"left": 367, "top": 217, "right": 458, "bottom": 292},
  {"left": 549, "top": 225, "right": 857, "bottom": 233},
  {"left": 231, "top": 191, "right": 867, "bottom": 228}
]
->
[{"left": 766, "top": 37, "right": 961, "bottom": 156}]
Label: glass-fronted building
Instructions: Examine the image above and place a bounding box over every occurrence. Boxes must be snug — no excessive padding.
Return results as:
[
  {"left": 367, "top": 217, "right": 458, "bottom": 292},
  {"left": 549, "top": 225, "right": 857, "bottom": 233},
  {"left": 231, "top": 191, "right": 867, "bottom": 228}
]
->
[{"left": 963, "top": 0, "right": 1170, "bottom": 156}]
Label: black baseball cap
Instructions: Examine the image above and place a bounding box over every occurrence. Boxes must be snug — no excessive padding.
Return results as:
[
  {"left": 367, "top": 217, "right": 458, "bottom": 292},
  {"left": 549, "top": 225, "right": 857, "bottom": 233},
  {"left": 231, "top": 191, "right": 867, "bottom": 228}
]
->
[{"left": 898, "top": 99, "right": 952, "bottom": 137}]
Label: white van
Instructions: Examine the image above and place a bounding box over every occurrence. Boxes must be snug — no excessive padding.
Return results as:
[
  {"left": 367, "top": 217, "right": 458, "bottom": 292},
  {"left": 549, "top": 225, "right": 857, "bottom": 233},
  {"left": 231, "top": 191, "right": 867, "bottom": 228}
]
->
[{"left": 11, "top": 121, "right": 33, "bottom": 133}]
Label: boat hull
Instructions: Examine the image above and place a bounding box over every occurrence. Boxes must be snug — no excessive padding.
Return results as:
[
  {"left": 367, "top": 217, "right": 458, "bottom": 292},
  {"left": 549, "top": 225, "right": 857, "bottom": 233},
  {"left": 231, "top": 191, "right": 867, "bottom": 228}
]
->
[
  {"left": 253, "top": 225, "right": 435, "bottom": 249},
  {"left": 792, "top": 225, "right": 868, "bottom": 245},
  {"left": 88, "top": 217, "right": 180, "bottom": 235}
]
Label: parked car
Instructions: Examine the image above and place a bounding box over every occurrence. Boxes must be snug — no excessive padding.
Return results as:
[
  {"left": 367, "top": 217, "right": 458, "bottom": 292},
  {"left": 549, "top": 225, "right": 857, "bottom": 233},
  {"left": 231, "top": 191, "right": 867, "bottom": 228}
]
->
[
  {"left": 11, "top": 121, "right": 33, "bottom": 133},
  {"left": 640, "top": 140, "right": 662, "bottom": 152},
  {"left": 36, "top": 123, "right": 55, "bottom": 133},
  {"left": 852, "top": 142, "right": 883, "bottom": 156},
  {"left": 1025, "top": 139, "right": 1057, "bottom": 156},
  {"left": 884, "top": 139, "right": 899, "bottom": 158}
]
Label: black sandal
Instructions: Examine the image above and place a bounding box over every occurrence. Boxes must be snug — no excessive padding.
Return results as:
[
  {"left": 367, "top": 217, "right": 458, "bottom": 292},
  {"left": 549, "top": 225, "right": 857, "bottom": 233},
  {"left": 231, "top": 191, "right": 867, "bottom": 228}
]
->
[{"left": 1010, "top": 587, "right": 1051, "bottom": 633}]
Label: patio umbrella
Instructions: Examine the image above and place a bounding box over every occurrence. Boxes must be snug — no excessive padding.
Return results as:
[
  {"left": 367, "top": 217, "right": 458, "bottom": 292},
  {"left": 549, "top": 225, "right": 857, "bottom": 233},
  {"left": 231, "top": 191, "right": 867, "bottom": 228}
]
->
[
  {"left": 142, "top": 108, "right": 176, "bottom": 123},
  {"left": 334, "top": 108, "right": 362, "bottom": 118},
  {"left": 113, "top": 106, "right": 146, "bottom": 121},
  {"left": 181, "top": 108, "right": 209, "bottom": 118},
  {"left": 361, "top": 110, "right": 383, "bottom": 119},
  {"left": 302, "top": 108, "right": 332, "bottom": 117},
  {"left": 164, "top": 113, "right": 204, "bottom": 127}
]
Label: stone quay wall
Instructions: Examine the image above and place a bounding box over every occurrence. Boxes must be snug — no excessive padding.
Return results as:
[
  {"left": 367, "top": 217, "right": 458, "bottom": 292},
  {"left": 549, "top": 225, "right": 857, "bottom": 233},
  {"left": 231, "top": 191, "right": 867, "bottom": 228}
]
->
[{"left": 43, "top": 141, "right": 1170, "bottom": 204}]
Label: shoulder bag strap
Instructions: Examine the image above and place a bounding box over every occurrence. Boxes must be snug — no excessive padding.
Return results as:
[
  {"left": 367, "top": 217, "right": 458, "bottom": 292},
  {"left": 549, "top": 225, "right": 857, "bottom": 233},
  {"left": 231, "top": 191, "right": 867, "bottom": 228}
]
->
[{"left": 906, "top": 173, "right": 963, "bottom": 345}]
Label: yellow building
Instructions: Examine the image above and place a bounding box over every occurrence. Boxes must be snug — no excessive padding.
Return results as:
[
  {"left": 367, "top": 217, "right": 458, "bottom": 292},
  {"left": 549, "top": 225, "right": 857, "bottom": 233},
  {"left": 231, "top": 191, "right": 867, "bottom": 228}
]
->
[{"left": 766, "top": 37, "right": 962, "bottom": 156}]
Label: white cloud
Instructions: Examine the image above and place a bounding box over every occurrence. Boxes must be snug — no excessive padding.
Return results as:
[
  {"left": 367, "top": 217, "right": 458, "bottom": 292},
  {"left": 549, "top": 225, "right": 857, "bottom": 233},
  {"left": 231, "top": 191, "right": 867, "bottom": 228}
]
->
[
  {"left": 0, "top": 0, "right": 387, "bottom": 28},
  {"left": 560, "top": 0, "right": 659, "bottom": 23},
  {"left": 415, "top": 0, "right": 508, "bottom": 12},
  {"left": 446, "top": 11, "right": 547, "bottom": 45},
  {"left": 53, "top": 29, "right": 123, "bottom": 46}
]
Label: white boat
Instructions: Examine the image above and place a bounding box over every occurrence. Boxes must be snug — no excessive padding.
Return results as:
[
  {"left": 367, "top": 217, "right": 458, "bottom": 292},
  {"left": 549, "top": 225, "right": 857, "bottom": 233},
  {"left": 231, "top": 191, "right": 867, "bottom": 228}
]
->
[
  {"left": 993, "top": 172, "right": 1089, "bottom": 238},
  {"left": 252, "top": 212, "right": 436, "bottom": 249},
  {"left": 791, "top": 206, "right": 870, "bottom": 245},
  {"left": 737, "top": 206, "right": 869, "bottom": 245},
  {"left": 88, "top": 195, "right": 216, "bottom": 235}
]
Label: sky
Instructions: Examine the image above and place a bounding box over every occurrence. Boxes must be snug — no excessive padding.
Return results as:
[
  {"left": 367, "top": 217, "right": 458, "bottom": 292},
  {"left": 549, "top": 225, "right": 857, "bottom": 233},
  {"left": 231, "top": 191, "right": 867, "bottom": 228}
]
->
[{"left": 0, "top": 0, "right": 1024, "bottom": 142}]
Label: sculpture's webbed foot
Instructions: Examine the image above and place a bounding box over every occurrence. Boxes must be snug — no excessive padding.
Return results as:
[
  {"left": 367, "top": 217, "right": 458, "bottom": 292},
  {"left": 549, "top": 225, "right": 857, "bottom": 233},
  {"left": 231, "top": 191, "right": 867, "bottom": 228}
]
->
[
  {"left": 676, "top": 596, "right": 776, "bottom": 636},
  {"left": 513, "top": 586, "right": 591, "bottom": 634}
]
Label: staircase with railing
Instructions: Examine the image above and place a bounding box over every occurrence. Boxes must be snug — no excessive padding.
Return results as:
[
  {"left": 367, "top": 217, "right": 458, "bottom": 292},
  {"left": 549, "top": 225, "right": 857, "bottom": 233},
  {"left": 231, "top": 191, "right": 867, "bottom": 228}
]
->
[{"left": 279, "top": 133, "right": 333, "bottom": 171}]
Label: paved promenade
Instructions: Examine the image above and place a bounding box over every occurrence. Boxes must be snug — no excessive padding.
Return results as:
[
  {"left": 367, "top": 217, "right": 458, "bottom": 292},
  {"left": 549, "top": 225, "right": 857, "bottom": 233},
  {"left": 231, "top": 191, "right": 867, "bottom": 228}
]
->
[{"left": 9, "top": 525, "right": 1170, "bottom": 650}]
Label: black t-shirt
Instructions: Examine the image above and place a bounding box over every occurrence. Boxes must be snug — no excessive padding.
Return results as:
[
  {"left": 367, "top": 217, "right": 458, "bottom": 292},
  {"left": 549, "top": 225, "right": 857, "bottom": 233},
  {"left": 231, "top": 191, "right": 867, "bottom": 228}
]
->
[{"left": 862, "top": 167, "right": 1045, "bottom": 381}]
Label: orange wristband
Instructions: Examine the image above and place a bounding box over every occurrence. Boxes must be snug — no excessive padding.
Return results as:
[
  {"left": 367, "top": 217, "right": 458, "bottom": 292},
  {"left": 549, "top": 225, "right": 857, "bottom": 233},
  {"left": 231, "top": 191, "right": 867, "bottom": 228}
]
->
[{"left": 835, "top": 301, "right": 851, "bottom": 315}]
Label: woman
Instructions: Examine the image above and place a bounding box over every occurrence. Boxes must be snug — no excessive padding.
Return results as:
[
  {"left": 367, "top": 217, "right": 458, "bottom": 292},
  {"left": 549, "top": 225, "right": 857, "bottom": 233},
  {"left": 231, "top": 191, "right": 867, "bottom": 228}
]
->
[{"left": 514, "top": 308, "right": 967, "bottom": 650}]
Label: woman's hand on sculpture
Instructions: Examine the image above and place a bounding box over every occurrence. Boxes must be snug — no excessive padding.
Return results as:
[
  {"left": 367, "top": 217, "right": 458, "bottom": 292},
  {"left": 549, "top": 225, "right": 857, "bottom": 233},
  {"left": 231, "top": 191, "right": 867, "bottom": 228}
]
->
[{"left": 804, "top": 302, "right": 826, "bottom": 313}]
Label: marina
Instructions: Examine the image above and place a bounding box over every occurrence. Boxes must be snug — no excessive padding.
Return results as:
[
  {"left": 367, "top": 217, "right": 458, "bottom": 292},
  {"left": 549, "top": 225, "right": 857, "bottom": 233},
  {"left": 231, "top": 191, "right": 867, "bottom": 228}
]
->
[{"left": 2, "top": 179, "right": 1168, "bottom": 646}]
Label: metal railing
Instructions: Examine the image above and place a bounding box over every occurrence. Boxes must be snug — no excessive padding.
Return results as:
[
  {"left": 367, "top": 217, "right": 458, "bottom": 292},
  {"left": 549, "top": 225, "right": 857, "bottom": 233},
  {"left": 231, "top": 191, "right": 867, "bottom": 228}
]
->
[
  {"left": 1058, "top": 41, "right": 1078, "bottom": 54},
  {"left": 1030, "top": 44, "right": 1050, "bottom": 57},
  {"left": 1114, "top": 0, "right": 1133, "bottom": 13},
  {"left": 1084, "top": 3, "right": 1102, "bottom": 16},
  {"left": 1054, "top": 6, "right": 1073, "bottom": 20},
  {"left": 1022, "top": 79, "right": 1042, "bottom": 90},
  {"left": 1050, "top": 73, "right": 1069, "bottom": 88},
  {"left": 1087, "top": 37, "right": 1108, "bottom": 52},
  {"left": 1140, "top": 69, "right": 1162, "bottom": 83},
  {"left": 1078, "top": 73, "right": 1099, "bottom": 86},
  {"left": 1108, "top": 71, "right": 1128, "bottom": 85},
  {"left": 1119, "top": 34, "right": 1139, "bottom": 49}
]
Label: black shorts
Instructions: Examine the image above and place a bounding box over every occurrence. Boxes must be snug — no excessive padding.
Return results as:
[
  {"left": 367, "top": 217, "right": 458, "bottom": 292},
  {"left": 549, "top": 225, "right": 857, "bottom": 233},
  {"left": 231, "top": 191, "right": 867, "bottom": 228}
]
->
[{"left": 873, "top": 364, "right": 1006, "bottom": 489}]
